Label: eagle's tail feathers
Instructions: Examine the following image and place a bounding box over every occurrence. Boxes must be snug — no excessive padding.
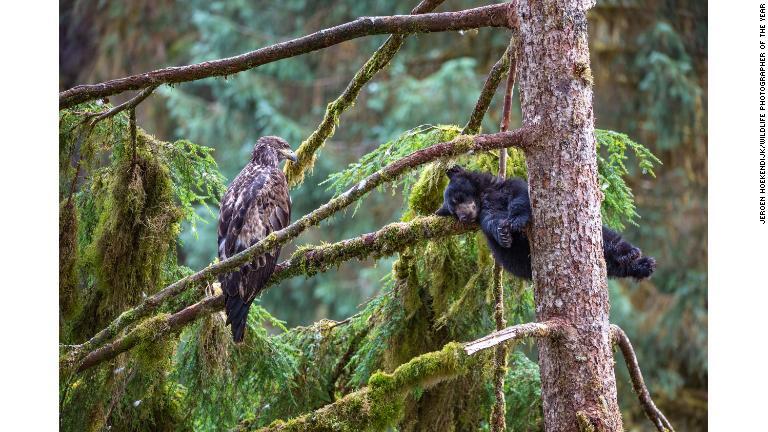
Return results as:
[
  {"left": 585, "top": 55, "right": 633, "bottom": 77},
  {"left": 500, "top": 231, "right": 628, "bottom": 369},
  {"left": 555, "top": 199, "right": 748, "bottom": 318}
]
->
[{"left": 224, "top": 294, "right": 250, "bottom": 343}]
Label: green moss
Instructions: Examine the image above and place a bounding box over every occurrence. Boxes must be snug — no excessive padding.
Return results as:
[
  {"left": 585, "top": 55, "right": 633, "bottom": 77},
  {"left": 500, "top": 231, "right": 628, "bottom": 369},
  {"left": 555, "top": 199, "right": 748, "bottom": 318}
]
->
[
  {"left": 250, "top": 343, "right": 472, "bottom": 432},
  {"left": 406, "top": 162, "right": 449, "bottom": 218},
  {"left": 576, "top": 411, "right": 597, "bottom": 432},
  {"left": 59, "top": 106, "right": 216, "bottom": 432},
  {"left": 86, "top": 138, "right": 183, "bottom": 324},
  {"left": 452, "top": 134, "right": 476, "bottom": 155},
  {"left": 60, "top": 199, "right": 79, "bottom": 320}
]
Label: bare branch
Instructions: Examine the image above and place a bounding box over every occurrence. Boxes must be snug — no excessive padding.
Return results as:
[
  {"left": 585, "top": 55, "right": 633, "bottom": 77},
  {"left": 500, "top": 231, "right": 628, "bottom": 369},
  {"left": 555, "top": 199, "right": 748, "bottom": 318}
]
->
[
  {"left": 285, "top": 0, "right": 446, "bottom": 187},
  {"left": 611, "top": 325, "right": 675, "bottom": 432},
  {"left": 69, "top": 216, "right": 477, "bottom": 372},
  {"left": 67, "top": 126, "right": 537, "bottom": 365},
  {"left": 84, "top": 85, "right": 159, "bottom": 126},
  {"left": 464, "top": 321, "right": 558, "bottom": 355},
  {"left": 59, "top": 4, "right": 512, "bottom": 109}
]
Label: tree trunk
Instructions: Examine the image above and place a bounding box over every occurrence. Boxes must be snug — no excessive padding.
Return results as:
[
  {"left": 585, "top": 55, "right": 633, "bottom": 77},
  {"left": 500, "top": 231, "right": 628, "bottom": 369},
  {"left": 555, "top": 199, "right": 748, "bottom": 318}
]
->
[{"left": 514, "top": 0, "right": 623, "bottom": 431}]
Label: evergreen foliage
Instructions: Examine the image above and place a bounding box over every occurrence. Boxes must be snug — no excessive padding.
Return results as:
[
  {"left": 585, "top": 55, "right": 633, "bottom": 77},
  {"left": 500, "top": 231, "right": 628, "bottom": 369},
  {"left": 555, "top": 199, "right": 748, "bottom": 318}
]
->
[
  {"left": 59, "top": 104, "right": 226, "bottom": 431},
  {"left": 59, "top": 1, "right": 706, "bottom": 429}
]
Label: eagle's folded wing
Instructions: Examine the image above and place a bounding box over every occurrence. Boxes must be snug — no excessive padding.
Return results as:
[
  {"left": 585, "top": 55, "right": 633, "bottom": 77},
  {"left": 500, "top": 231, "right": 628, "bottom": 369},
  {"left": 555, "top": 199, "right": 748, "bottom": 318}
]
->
[{"left": 217, "top": 169, "right": 290, "bottom": 303}]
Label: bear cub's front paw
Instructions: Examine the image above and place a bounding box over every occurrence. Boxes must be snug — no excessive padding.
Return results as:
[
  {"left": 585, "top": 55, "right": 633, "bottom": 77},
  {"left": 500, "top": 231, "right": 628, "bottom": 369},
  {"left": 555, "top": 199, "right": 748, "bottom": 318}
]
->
[
  {"left": 497, "top": 220, "right": 513, "bottom": 248},
  {"left": 630, "top": 256, "right": 656, "bottom": 280},
  {"left": 615, "top": 242, "right": 641, "bottom": 264}
]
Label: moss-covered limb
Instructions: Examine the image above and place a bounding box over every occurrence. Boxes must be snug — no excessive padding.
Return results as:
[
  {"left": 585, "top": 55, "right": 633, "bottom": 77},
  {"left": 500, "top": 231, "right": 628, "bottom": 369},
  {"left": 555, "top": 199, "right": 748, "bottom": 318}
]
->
[
  {"left": 462, "top": 44, "right": 512, "bottom": 135},
  {"left": 70, "top": 216, "right": 476, "bottom": 373},
  {"left": 272, "top": 216, "right": 475, "bottom": 283},
  {"left": 60, "top": 4, "right": 512, "bottom": 109},
  {"left": 70, "top": 296, "right": 223, "bottom": 372},
  {"left": 285, "top": 0, "right": 446, "bottom": 187},
  {"left": 244, "top": 323, "right": 548, "bottom": 432},
  {"left": 463, "top": 321, "right": 559, "bottom": 355},
  {"left": 70, "top": 127, "right": 535, "bottom": 366},
  {"left": 610, "top": 325, "right": 675, "bottom": 432},
  {"left": 241, "top": 342, "right": 475, "bottom": 432}
]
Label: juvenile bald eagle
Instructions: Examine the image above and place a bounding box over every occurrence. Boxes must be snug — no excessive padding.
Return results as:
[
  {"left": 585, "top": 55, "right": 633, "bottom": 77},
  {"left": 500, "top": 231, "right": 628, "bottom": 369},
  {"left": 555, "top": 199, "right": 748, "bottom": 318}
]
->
[{"left": 217, "top": 136, "right": 296, "bottom": 342}]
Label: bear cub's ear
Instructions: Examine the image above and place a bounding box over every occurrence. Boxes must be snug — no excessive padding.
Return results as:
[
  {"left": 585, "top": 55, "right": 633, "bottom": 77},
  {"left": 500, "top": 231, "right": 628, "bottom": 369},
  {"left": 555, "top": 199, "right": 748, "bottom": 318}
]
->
[{"left": 446, "top": 165, "right": 465, "bottom": 179}]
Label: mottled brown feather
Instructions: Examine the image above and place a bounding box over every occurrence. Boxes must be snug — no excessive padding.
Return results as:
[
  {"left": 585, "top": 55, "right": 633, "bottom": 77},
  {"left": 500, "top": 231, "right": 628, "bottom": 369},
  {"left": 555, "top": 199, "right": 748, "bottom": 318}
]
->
[{"left": 217, "top": 159, "right": 290, "bottom": 304}]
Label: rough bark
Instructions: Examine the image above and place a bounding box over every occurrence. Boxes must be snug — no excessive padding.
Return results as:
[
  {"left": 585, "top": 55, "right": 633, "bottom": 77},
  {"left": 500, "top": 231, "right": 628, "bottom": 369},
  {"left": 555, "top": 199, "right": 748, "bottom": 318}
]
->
[
  {"left": 59, "top": 3, "right": 512, "bottom": 109},
  {"left": 514, "top": 0, "right": 623, "bottom": 430}
]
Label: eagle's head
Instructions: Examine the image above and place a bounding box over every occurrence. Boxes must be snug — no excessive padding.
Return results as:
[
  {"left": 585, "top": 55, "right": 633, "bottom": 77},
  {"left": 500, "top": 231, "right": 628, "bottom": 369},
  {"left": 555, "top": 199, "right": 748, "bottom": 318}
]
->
[{"left": 250, "top": 136, "right": 298, "bottom": 166}]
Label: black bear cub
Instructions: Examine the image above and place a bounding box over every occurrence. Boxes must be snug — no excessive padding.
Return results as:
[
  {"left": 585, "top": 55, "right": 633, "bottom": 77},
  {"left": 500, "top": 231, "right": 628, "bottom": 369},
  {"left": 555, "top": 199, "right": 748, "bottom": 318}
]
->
[{"left": 435, "top": 166, "right": 655, "bottom": 280}]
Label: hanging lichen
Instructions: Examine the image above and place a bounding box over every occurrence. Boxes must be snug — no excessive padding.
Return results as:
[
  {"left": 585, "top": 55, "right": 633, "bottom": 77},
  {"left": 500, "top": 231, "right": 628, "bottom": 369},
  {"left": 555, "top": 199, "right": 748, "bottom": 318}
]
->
[
  {"left": 59, "top": 103, "right": 226, "bottom": 432},
  {"left": 86, "top": 134, "right": 183, "bottom": 324}
]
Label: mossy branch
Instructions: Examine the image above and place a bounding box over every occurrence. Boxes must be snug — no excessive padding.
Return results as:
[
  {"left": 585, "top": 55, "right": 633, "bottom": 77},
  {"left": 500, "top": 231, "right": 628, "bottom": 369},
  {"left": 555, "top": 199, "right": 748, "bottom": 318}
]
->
[
  {"left": 68, "top": 216, "right": 477, "bottom": 372},
  {"left": 59, "top": 3, "right": 513, "bottom": 109},
  {"left": 241, "top": 322, "right": 556, "bottom": 431},
  {"left": 285, "top": 0, "right": 446, "bottom": 187},
  {"left": 67, "top": 126, "right": 537, "bottom": 368},
  {"left": 271, "top": 215, "right": 475, "bottom": 284},
  {"left": 241, "top": 342, "right": 474, "bottom": 432},
  {"left": 611, "top": 325, "right": 675, "bottom": 432}
]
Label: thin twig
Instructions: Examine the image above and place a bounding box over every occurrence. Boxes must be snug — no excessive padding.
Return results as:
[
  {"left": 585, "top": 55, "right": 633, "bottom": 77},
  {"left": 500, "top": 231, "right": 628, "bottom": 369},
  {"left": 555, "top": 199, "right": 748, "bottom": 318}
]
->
[
  {"left": 489, "top": 38, "right": 517, "bottom": 432},
  {"left": 84, "top": 85, "right": 159, "bottom": 126},
  {"left": 611, "top": 325, "right": 675, "bottom": 432},
  {"left": 285, "top": 0, "right": 447, "bottom": 187},
  {"left": 59, "top": 4, "right": 512, "bottom": 109}
]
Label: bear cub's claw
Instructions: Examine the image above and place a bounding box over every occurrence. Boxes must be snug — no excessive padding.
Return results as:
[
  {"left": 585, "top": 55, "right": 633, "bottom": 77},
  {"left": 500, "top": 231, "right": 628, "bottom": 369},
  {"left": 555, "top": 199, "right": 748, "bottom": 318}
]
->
[
  {"left": 630, "top": 256, "right": 656, "bottom": 280},
  {"left": 616, "top": 242, "right": 642, "bottom": 264},
  {"left": 497, "top": 220, "right": 513, "bottom": 248}
]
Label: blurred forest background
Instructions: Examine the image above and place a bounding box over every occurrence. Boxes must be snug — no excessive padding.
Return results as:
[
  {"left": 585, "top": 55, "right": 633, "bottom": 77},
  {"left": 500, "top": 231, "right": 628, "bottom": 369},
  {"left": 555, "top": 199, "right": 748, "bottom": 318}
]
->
[{"left": 60, "top": 0, "right": 706, "bottom": 430}]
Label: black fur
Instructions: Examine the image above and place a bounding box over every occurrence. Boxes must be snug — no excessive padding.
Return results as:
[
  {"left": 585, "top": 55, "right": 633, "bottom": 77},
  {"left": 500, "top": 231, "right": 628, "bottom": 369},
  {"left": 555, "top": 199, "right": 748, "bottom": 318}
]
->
[{"left": 436, "top": 166, "right": 655, "bottom": 280}]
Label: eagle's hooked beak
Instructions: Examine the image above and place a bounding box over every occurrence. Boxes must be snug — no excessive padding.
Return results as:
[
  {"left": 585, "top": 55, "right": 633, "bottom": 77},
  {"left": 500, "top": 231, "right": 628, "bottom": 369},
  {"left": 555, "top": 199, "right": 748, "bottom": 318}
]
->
[{"left": 280, "top": 148, "right": 298, "bottom": 163}]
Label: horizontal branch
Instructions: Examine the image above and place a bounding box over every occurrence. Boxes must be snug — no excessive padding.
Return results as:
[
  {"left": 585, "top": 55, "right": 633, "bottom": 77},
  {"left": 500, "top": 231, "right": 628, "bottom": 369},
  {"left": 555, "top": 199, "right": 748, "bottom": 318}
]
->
[
  {"left": 463, "top": 321, "right": 558, "bottom": 355},
  {"left": 270, "top": 215, "right": 475, "bottom": 284},
  {"left": 242, "top": 342, "right": 474, "bottom": 432},
  {"left": 611, "top": 325, "right": 675, "bottom": 432},
  {"left": 284, "top": 0, "right": 446, "bottom": 187},
  {"left": 243, "top": 320, "right": 551, "bottom": 431},
  {"left": 69, "top": 216, "right": 477, "bottom": 372},
  {"left": 67, "top": 125, "right": 536, "bottom": 367},
  {"left": 59, "top": 3, "right": 512, "bottom": 109}
]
